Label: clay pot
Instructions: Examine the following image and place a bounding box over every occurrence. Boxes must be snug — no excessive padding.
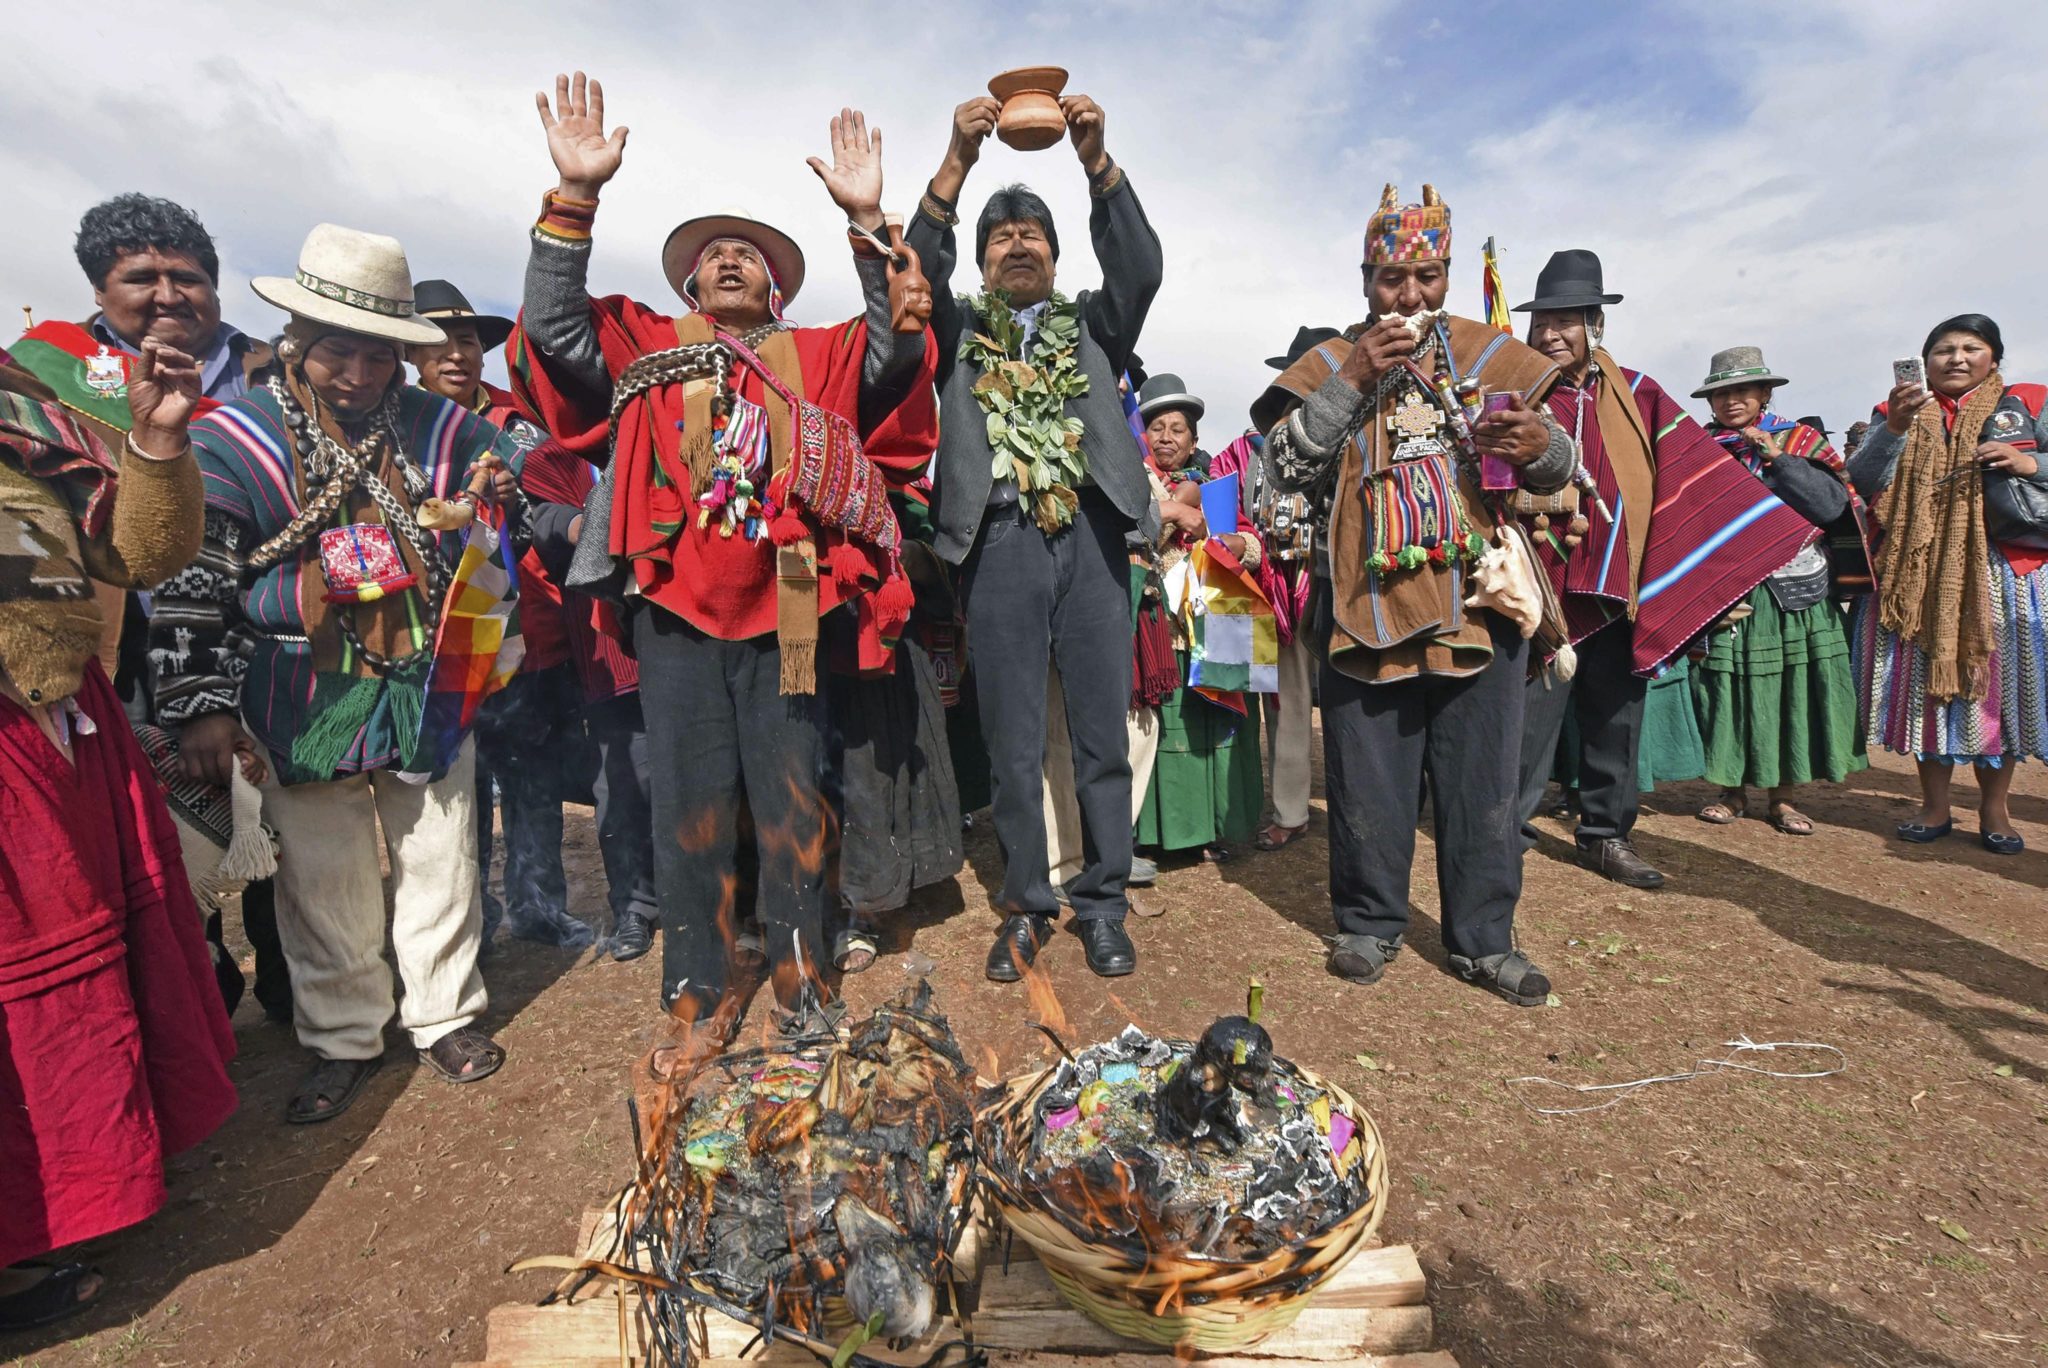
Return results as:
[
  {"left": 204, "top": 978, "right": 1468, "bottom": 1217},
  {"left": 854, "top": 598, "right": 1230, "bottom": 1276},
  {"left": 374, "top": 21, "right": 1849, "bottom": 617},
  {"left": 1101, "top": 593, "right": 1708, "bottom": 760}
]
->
[{"left": 988, "top": 66, "right": 1069, "bottom": 152}]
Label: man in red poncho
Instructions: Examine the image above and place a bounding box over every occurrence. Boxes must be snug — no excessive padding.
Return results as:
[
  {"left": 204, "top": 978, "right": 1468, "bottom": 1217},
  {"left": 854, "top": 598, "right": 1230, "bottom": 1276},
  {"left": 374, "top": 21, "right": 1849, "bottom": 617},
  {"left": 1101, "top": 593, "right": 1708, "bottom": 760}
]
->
[{"left": 509, "top": 73, "right": 937, "bottom": 1032}]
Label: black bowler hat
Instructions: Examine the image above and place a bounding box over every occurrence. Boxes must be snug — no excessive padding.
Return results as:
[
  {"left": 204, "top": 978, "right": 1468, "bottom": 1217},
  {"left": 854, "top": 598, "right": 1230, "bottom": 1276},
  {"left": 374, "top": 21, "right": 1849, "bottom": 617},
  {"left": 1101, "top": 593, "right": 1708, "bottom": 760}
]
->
[
  {"left": 1512, "top": 249, "right": 1623, "bottom": 313},
  {"left": 1266, "top": 325, "right": 1342, "bottom": 370},
  {"left": 1796, "top": 414, "right": 1832, "bottom": 436},
  {"left": 412, "top": 279, "right": 515, "bottom": 352}
]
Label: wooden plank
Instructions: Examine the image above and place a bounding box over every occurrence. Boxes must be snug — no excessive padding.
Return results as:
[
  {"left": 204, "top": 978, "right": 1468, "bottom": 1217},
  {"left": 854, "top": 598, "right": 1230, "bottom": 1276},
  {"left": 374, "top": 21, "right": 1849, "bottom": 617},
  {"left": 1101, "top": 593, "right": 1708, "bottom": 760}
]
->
[
  {"left": 974, "top": 1355, "right": 1457, "bottom": 1368},
  {"left": 968, "top": 1302, "right": 1434, "bottom": 1361},
  {"left": 483, "top": 1299, "right": 651, "bottom": 1363},
  {"left": 977, "top": 1244, "right": 1427, "bottom": 1313}
]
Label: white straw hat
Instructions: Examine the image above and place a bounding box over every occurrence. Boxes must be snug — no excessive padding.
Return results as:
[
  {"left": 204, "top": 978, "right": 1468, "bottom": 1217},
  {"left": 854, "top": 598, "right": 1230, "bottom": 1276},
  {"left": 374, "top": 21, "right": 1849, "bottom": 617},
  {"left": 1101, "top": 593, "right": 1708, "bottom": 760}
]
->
[{"left": 252, "top": 224, "right": 447, "bottom": 345}]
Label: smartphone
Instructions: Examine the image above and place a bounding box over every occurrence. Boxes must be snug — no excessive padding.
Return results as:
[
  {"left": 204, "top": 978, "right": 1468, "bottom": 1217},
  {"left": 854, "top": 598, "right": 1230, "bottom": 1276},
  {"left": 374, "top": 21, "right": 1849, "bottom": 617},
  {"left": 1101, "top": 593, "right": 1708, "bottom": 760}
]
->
[{"left": 1893, "top": 356, "right": 1926, "bottom": 390}]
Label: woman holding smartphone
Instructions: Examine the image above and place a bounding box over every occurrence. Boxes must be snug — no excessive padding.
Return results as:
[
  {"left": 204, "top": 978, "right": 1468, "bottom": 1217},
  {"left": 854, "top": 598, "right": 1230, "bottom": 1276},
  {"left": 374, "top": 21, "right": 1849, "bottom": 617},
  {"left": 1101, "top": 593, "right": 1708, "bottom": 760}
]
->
[{"left": 1850, "top": 314, "right": 2048, "bottom": 853}]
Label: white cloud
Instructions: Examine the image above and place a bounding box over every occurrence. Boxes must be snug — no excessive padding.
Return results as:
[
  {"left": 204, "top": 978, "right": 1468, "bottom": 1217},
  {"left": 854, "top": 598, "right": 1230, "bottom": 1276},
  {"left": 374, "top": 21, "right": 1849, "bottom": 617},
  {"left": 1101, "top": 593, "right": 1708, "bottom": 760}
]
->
[{"left": 6, "top": 0, "right": 2046, "bottom": 440}]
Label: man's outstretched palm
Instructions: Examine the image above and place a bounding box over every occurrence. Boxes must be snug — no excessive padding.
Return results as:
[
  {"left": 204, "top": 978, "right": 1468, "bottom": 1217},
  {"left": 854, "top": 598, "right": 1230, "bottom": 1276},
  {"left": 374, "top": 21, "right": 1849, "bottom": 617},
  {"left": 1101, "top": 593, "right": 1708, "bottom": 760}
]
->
[
  {"left": 806, "top": 108, "right": 884, "bottom": 227},
  {"left": 537, "top": 70, "right": 628, "bottom": 196}
]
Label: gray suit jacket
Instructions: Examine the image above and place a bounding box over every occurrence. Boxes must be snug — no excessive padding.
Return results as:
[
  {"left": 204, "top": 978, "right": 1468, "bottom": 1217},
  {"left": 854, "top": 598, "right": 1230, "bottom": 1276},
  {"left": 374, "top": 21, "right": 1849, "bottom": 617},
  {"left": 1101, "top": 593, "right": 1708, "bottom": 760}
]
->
[{"left": 907, "top": 174, "right": 1164, "bottom": 564}]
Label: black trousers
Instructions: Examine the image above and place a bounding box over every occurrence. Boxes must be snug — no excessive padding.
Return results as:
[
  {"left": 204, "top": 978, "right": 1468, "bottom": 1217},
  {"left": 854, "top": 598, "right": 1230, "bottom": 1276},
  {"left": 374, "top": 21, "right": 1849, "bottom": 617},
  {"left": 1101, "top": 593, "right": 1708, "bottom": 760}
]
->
[
  {"left": 959, "top": 491, "right": 1133, "bottom": 922},
  {"left": 1321, "top": 613, "right": 1527, "bottom": 960},
  {"left": 1516, "top": 619, "right": 1646, "bottom": 847},
  {"left": 586, "top": 692, "right": 658, "bottom": 928},
  {"left": 632, "top": 606, "right": 827, "bottom": 1015},
  {"left": 473, "top": 665, "right": 580, "bottom": 940}
]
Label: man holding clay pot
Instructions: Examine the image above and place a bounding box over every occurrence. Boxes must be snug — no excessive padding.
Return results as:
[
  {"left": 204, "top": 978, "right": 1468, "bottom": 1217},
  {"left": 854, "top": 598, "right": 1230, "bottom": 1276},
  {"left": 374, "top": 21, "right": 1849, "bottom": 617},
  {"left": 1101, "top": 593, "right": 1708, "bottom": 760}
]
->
[{"left": 906, "top": 88, "right": 1162, "bottom": 984}]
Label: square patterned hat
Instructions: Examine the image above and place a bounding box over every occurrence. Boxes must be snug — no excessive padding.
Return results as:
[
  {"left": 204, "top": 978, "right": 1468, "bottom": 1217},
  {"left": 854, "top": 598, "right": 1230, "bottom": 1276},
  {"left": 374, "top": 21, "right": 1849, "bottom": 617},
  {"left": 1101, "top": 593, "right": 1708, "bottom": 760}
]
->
[{"left": 1365, "top": 183, "right": 1451, "bottom": 265}]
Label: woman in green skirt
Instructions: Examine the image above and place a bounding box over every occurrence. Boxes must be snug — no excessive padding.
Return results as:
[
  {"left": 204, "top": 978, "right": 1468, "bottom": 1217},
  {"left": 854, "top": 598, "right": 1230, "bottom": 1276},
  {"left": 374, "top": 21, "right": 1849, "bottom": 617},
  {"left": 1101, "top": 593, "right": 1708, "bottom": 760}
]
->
[
  {"left": 1134, "top": 375, "right": 1264, "bottom": 862},
  {"left": 1690, "top": 347, "right": 1867, "bottom": 834}
]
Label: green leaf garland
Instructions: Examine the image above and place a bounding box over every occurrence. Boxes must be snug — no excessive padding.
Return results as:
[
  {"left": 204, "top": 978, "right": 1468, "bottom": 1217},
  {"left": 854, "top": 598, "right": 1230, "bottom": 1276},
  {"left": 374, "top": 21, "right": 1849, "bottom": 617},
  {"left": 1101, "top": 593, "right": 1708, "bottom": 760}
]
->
[{"left": 962, "top": 289, "right": 1090, "bottom": 532}]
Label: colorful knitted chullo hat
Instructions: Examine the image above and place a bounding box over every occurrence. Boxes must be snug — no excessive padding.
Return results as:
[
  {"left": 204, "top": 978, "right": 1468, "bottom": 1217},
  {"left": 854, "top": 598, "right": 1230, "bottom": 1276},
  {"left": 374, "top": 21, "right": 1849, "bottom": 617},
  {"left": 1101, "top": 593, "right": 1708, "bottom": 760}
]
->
[{"left": 1365, "top": 183, "right": 1451, "bottom": 265}]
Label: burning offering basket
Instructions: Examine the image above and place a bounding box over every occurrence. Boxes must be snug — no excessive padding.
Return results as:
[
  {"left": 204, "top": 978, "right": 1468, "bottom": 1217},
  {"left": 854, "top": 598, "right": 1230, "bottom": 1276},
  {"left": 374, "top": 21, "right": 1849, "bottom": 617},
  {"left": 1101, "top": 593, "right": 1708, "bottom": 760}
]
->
[
  {"left": 617, "top": 984, "right": 980, "bottom": 1365},
  {"left": 977, "top": 1022, "right": 1388, "bottom": 1353}
]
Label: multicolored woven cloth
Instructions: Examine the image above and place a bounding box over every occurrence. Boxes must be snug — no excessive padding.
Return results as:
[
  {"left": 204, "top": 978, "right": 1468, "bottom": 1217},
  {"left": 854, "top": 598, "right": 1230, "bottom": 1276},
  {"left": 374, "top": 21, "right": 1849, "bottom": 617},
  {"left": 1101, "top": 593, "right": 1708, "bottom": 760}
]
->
[
  {"left": 1534, "top": 366, "right": 1816, "bottom": 673},
  {"left": 1173, "top": 539, "right": 1279, "bottom": 708},
  {"left": 1365, "top": 183, "right": 1451, "bottom": 265},
  {"left": 404, "top": 515, "right": 524, "bottom": 779}
]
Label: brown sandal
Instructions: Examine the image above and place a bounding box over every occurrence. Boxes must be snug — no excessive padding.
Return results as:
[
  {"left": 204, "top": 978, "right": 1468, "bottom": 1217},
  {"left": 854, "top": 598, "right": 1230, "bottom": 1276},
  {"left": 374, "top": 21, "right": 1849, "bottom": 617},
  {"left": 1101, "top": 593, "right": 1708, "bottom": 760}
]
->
[
  {"left": 418, "top": 1027, "right": 505, "bottom": 1084},
  {"left": 286, "top": 1055, "right": 382, "bottom": 1124},
  {"left": 1697, "top": 790, "right": 1746, "bottom": 825},
  {"left": 1769, "top": 804, "right": 1815, "bottom": 836},
  {"left": 1256, "top": 822, "right": 1308, "bottom": 851}
]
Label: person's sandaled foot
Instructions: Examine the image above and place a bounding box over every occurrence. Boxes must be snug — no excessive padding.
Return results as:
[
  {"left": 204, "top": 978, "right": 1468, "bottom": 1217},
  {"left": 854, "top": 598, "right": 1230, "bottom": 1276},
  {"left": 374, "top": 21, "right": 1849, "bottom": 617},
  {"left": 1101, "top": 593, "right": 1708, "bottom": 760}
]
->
[
  {"left": 1327, "top": 933, "right": 1400, "bottom": 986},
  {"left": 1256, "top": 821, "right": 1308, "bottom": 852},
  {"left": 286, "top": 1055, "right": 382, "bottom": 1124},
  {"left": 1448, "top": 949, "right": 1552, "bottom": 1007},
  {"left": 1201, "top": 843, "right": 1235, "bottom": 864},
  {"left": 833, "top": 929, "right": 879, "bottom": 974},
  {"left": 0, "top": 1261, "right": 103, "bottom": 1331},
  {"left": 418, "top": 1027, "right": 505, "bottom": 1085},
  {"left": 1768, "top": 803, "right": 1815, "bottom": 836},
  {"left": 1697, "top": 790, "right": 1746, "bottom": 825}
]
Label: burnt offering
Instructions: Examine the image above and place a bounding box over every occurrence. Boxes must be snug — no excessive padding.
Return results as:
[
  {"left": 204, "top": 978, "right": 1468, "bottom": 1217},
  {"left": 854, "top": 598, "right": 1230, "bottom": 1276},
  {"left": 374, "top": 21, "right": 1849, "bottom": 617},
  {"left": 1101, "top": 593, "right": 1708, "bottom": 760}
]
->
[
  {"left": 1005, "top": 1022, "right": 1368, "bottom": 1261},
  {"left": 625, "top": 983, "right": 977, "bottom": 1363}
]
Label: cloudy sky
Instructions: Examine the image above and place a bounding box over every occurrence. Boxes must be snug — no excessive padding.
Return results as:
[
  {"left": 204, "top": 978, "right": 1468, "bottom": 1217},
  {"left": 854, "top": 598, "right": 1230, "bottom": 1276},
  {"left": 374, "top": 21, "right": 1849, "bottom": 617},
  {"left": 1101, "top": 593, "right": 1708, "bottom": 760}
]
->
[{"left": 6, "top": 1, "right": 2044, "bottom": 435}]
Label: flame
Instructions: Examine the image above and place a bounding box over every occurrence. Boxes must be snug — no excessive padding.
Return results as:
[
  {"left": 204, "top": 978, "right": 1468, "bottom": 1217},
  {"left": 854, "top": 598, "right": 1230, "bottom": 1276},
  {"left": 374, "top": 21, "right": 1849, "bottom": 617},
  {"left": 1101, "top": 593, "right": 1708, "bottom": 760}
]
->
[
  {"left": 1105, "top": 990, "right": 1148, "bottom": 1035},
  {"left": 1016, "top": 953, "right": 1070, "bottom": 1043}
]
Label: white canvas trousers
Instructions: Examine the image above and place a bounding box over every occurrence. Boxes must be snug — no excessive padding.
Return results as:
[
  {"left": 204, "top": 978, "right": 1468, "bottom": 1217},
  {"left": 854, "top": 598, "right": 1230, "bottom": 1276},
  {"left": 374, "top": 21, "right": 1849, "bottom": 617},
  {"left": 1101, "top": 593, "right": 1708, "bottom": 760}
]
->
[{"left": 260, "top": 738, "right": 487, "bottom": 1059}]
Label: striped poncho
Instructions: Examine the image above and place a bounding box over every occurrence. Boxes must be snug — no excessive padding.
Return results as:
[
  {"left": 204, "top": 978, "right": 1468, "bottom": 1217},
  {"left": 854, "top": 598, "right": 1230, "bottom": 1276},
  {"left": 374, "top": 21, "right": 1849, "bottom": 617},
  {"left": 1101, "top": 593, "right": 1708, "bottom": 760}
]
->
[
  {"left": 153, "top": 382, "right": 520, "bottom": 782},
  {"left": 1530, "top": 363, "right": 1816, "bottom": 674}
]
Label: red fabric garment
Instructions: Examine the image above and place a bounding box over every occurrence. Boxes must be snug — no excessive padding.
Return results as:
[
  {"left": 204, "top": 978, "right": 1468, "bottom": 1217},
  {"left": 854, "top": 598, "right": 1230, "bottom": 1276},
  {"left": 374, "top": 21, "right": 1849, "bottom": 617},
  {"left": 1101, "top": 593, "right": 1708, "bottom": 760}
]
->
[
  {"left": 509, "top": 295, "right": 937, "bottom": 647},
  {"left": 517, "top": 439, "right": 640, "bottom": 701},
  {"left": 0, "top": 661, "right": 237, "bottom": 1267}
]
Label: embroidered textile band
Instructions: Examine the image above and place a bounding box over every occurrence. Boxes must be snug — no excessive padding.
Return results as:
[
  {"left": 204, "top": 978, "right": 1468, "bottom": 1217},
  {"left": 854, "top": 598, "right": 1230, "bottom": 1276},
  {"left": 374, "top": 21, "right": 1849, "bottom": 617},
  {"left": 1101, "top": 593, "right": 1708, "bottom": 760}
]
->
[
  {"left": 536, "top": 189, "right": 599, "bottom": 243},
  {"left": 919, "top": 181, "right": 959, "bottom": 227},
  {"left": 1089, "top": 160, "right": 1124, "bottom": 198},
  {"left": 294, "top": 269, "right": 416, "bottom": 317},
  {"left": 1365, "top": 182, "right": 1451, "bottom": 265},
  {"left": 1703, "top": 365, "right": 1773, "bottom": 385}
]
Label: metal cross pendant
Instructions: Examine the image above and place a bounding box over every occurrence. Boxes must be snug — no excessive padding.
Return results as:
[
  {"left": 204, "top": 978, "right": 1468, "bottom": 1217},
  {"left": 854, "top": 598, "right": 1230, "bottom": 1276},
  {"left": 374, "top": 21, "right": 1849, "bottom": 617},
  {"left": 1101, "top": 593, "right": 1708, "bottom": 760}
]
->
[{"left": 1388, "top": 389, "right": 1447, "bottom": 463}]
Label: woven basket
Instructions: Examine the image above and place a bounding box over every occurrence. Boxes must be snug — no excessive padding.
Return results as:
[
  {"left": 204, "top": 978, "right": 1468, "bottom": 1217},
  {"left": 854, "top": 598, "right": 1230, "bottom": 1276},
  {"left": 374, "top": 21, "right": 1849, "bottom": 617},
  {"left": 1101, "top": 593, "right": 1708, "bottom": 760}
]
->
[{"left": 977, "top": 1054, "right": 1387, "bottom": 1353}]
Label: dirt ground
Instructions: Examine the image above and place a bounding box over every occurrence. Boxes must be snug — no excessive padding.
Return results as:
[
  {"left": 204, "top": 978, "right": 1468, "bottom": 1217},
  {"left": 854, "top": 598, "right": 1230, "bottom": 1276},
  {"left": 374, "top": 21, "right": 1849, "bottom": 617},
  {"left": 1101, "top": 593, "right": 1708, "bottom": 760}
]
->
[{"left": 7, "top": 747, "right": 2045, "bottom": 1368}]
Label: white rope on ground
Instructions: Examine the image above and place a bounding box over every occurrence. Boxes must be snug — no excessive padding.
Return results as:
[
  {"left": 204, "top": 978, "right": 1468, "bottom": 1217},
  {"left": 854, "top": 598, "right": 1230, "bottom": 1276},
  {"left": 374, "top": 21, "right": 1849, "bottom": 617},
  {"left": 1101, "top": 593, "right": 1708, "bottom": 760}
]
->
[{"left": 1504, "top": 1037, "right": 1847, "bottom": 1116}]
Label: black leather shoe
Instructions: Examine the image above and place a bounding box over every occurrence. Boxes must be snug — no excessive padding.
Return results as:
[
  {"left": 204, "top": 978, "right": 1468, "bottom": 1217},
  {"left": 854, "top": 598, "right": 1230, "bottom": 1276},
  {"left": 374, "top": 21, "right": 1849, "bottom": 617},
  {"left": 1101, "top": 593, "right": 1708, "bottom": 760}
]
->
[
  {"left": 986, "top": 915, "right": 1053, "bottom": 983},
  {"left": 1078, "top": 919, "right": 1136, "bottom": 977},
  {"left": 1577, "top": 838, "right": 1666, "bottom": 889},
  {"left": 610, "top": 911, "right": 654, "bottom": 962}
]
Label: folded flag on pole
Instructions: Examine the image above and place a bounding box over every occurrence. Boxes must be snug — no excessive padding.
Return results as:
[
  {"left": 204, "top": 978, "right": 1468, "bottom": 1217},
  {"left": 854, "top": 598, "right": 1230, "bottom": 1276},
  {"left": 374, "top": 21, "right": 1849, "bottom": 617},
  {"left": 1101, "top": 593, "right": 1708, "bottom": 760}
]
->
[
  {"left": 401, "top": 513, "right": 523, "bottom": 781},
  {"left": 1482, "top": 235, "right": 1512, "bottom": 335},
  {"left": 1169, "top": 535, "right": 1279, "bottom": 710}
]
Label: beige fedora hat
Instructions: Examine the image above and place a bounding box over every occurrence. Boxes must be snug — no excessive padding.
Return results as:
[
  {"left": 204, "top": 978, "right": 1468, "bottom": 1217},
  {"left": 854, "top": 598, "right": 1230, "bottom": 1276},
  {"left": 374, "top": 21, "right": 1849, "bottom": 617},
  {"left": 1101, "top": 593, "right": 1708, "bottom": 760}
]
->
[
  {"left": 252, "top": 224, "right": 447, "bottom": 345},
  {"left": 660, "top": 209, "right": 806, "bottom": 308}
]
